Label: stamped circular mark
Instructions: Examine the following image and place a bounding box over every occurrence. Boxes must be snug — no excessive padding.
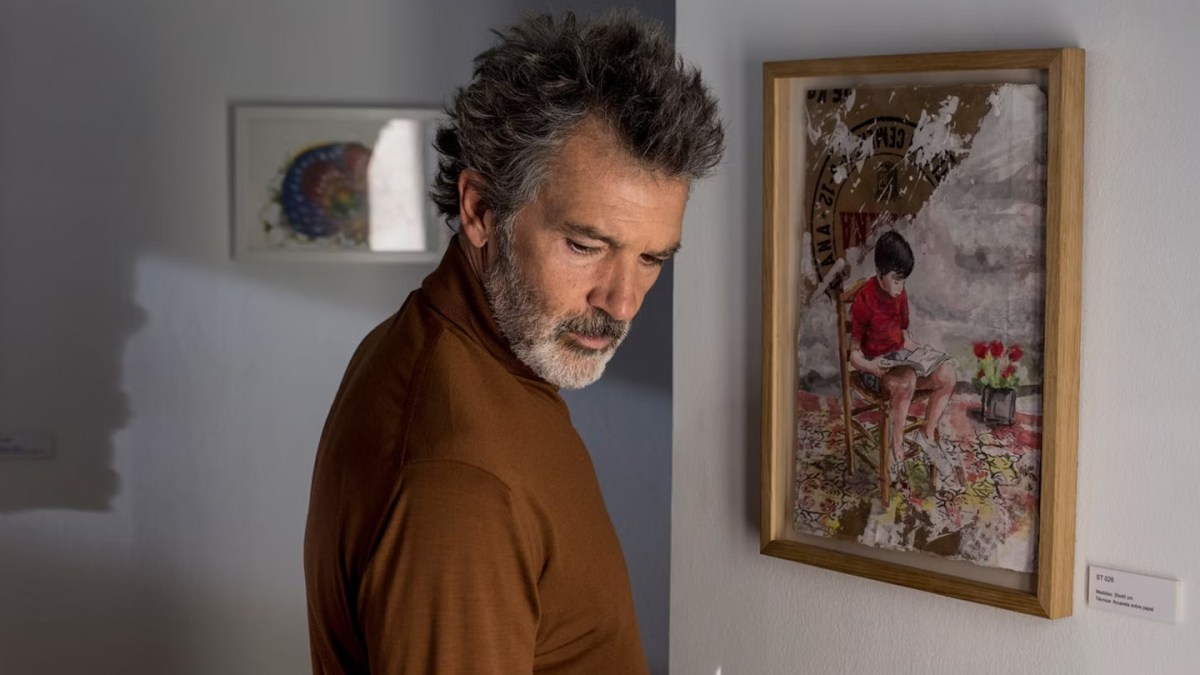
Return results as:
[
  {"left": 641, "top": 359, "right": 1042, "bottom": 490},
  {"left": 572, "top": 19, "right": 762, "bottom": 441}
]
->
[{"left": 808, "top": 115, "right": 957, "bottom": 283}]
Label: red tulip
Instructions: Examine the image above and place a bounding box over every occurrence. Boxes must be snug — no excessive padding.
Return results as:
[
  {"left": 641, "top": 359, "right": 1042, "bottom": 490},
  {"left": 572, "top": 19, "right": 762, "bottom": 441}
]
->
[
  {"left": 1008, "top": 344, "right": 1024, "bottom": 362},
  {"left": 989, "top": 340, "right": 1004, "bottom": 357},
  {"left": 977, "top": 369, "right": 986, "bottom": 379},
  {"left": 1001, "top": 364, "right": 1016, "bottom": 378},
  {"left": 973, "top": 342, "right": 988, "bottom": 358}
]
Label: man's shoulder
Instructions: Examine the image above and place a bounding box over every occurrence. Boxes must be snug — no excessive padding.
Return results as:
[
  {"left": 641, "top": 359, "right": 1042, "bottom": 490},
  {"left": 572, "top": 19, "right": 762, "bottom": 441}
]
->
[
  {"left": 404, "top": 329, "right": 571, "bottom": 481},
  {"left": 317, "top": 288, "right": 574, "bottom": 497},
  {"left": 331, "top": 289, "right": 523, "bottom": 412},
  {"left": 374, "top": 293, "right": 571, "bottom": 474},
  {"left": 330, "top": 294, "right": 440, "bottom": 417}
]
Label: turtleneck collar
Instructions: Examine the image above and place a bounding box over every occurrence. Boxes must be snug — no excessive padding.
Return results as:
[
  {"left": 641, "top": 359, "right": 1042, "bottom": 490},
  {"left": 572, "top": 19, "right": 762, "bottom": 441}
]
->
[{"left": 420, "top": 235, "right": 552, "bottom": 389}]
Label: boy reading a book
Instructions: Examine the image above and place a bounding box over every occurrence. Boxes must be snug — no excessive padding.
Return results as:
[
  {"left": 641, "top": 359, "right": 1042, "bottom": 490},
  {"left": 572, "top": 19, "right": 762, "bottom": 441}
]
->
[{"left": 849, "top": 230, "right": 958, "bottom": 484}]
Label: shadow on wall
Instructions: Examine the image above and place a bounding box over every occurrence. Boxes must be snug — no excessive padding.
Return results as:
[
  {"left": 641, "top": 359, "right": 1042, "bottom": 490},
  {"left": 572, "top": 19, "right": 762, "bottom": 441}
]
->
[
  {"left": 740, "top": 54, "right": 764, "bottom": 535},
  {"left": 0, "top": 1, "right": 145, "bottom": 513},
  {"left": 562, "top": 260, "right": 673, "bottom": 675},
  {"left": 0, "top": 537, "right": 312, "bottom": 674},
  {"left": 0, "top": 546, "right": 183, "bottom": 673}
]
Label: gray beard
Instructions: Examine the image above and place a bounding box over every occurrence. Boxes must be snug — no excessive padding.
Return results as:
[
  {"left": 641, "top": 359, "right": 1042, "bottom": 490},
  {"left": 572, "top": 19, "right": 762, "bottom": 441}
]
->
[{"left": 482, "top": 222, "right": 629, "bottom": 389}]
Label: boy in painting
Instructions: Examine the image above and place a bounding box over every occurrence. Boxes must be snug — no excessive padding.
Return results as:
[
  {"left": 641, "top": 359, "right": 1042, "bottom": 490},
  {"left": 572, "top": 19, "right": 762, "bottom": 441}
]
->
[{"left": 849, "top": 230, "right": 958, "bottom": 485}]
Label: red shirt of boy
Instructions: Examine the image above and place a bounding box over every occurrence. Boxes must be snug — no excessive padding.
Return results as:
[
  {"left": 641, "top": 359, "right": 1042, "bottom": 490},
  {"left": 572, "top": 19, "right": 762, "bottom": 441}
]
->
[{"left": 850, "top": 276, "right": 908, "bottom": 359}]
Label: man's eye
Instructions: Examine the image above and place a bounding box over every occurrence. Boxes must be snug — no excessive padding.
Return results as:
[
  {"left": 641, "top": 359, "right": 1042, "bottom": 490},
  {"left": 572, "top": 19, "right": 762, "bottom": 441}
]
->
[
  {"left": 640, "top": 255, "right": 665, "bottom": 267},
  {"left": 567, "top": 240, "right": 599, "bottom": 255}
]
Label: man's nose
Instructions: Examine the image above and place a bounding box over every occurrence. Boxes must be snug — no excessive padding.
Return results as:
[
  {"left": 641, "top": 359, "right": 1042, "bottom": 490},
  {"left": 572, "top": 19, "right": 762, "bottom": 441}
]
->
[{"left": 588, "top": 260, "right": 641, "bottom": 323}]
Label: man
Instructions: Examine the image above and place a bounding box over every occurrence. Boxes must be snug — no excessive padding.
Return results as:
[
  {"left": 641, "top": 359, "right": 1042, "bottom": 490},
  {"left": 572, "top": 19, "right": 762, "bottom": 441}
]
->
[{"left": 304, "top": 11, "right": 723, "bottom": 674}]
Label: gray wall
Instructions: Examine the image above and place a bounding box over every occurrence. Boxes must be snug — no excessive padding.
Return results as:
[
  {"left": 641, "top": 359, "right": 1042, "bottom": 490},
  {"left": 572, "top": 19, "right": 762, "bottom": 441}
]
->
[
  {"left": 0, "top": 0, "right": 673, "bottom": 672},
  {"left": 673, "top": 0, "right": 1200, "bottom": 673}
]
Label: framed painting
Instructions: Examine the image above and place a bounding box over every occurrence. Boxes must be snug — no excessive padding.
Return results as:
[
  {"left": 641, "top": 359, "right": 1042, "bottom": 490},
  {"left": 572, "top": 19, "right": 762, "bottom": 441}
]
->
[
  {"left": 761, "top": 49, "right": 1084, "bottom": 617},
  {"left": 230, "top": 103, "right": 450, "bottom": 262}
]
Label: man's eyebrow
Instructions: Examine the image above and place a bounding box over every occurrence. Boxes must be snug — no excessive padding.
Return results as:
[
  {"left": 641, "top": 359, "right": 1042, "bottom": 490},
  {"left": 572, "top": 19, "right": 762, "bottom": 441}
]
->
[
  {"left": 559, "top": 221, "right": 681, "bottom": 259},
  {"left": 648, "top": 242, "right": 681, "bottom": 260},
  {"left": 559, "top": 221, "right": 621, "bottom": 248}
]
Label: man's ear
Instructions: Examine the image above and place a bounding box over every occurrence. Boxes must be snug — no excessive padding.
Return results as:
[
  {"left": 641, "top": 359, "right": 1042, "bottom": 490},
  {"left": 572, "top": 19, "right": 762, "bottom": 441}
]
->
[{"left": 458, "top": 169, "right": 494, "bottom": 249}]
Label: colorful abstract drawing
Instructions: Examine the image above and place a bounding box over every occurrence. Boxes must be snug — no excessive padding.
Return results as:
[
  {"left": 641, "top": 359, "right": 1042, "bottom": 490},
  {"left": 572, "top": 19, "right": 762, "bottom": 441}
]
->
[
  {"left": 271, "top": 142, "right": 372, "bottom": 246},
  {"left": 232, "top": 105, "right": 448, "bottom": 261}
]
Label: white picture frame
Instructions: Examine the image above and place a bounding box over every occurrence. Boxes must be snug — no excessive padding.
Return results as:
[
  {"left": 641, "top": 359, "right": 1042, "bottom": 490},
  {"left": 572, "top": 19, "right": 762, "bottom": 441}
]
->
[{"left": 230, "top": 103, "right": 450, "bottom": 263}]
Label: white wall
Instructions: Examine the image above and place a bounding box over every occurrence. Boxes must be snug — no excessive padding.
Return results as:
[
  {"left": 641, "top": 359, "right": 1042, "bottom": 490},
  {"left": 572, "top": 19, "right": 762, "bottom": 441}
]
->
[
  {"left": 673, "top": 0, "right": 1200, "bottom": 673},
  {"left": 0, "top": 1, "right": 673, "bottom": 673}
]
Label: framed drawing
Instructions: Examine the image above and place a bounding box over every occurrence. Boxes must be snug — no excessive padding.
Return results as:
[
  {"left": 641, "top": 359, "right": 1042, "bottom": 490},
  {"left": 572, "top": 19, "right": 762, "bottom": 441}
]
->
[
  {"left": 761, "top": 49, "right": 1084, "bottom": 617},
  {"left": 230, "top": 104, "right": 450, "bottom": 262}
]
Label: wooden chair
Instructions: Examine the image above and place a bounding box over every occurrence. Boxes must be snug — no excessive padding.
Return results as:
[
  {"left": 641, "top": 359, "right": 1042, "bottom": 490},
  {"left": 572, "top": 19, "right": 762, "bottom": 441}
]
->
[{"left": 835, "top": 278, "right": 936, "bottom": 502}]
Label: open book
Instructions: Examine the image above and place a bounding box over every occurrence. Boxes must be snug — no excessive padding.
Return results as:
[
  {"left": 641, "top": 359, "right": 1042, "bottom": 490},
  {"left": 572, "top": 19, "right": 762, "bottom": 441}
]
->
[{"left": 880, "top": 346, "right": 951, "bottom": 378}]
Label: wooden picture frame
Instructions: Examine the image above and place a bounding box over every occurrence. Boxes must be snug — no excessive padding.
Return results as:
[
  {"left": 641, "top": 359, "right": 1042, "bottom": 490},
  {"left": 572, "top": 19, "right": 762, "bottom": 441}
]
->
[{"left": 761, "top": 49, "right": 1084, "bottom": 617}]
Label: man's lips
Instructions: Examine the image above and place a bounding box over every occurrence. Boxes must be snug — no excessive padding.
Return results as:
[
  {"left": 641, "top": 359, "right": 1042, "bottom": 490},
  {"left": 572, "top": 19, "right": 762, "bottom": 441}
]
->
[{"left": 567, "top": 332, "right": 614, "bottom": 351}]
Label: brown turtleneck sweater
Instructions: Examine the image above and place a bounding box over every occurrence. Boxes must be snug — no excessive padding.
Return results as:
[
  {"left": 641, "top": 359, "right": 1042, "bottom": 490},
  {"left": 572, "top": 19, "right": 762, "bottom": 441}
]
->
[{"left": 304, "top": 238, "right": 648, "bottom": 674}]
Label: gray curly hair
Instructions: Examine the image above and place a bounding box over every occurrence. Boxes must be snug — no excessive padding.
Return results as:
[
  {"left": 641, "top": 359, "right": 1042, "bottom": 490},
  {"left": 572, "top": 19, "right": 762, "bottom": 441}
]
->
[{"left": 430, "top": 11, "right": 724, "bottom": 228}]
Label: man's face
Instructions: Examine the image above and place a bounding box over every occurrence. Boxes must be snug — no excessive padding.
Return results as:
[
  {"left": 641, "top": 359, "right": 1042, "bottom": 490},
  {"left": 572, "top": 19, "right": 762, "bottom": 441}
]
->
[
  {"left": 485, "top": 122, "right": 688, "bottom": 389},
  {"left": 878, "top": 270, "right": 906, "bottom": 297}
]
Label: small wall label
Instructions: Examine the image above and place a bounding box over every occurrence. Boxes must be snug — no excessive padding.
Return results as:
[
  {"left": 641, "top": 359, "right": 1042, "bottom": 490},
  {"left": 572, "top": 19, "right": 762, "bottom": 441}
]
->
[
  {"left": 0, "top": 432, "right": 55, "bottom": 459},
  {"left": 1089, "top": 565, "right": 1180, "bottom": 623}
]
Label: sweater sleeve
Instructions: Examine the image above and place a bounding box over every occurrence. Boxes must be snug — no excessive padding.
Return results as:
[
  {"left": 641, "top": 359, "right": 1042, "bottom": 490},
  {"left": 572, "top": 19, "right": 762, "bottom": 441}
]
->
[
  {"left": 358, "top": 460, "right": 542, "bottom": 674},
  {"left": 850, "top": 287, "right": 870, "bottom": 343}
]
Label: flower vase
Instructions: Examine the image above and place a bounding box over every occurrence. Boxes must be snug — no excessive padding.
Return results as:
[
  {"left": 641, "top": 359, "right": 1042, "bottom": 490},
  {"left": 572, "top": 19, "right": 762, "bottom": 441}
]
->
[{"left": 982, "top": 385, "right": 1017, "bottom": 425}]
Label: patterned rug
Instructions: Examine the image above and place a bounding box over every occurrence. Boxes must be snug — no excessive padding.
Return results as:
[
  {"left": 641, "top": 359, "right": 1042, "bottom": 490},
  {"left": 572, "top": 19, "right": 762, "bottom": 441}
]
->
[{"left": 793, "top": 391, "right": 1041, "bottom": 572}]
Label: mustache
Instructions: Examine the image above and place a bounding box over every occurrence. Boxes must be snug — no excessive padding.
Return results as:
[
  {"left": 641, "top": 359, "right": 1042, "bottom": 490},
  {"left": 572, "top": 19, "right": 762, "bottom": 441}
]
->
[{"left": 555, "top": 310, "right": 628, "bottom": 341}]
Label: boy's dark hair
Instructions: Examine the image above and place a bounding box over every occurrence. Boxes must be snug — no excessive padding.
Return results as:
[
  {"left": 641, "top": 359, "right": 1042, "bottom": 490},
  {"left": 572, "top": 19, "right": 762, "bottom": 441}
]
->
[
  {"left": 430, "top": 11, "right": 724, "bottom": 227},
  {"left": 874, "top": 230, "right": 914, "bottom": 278}
]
